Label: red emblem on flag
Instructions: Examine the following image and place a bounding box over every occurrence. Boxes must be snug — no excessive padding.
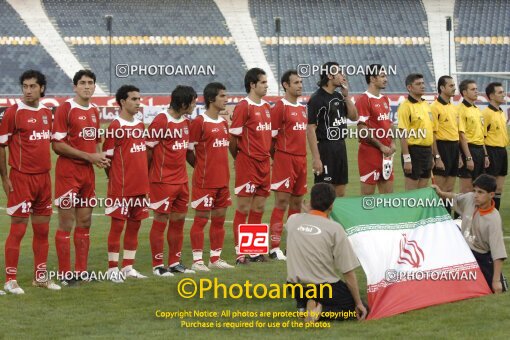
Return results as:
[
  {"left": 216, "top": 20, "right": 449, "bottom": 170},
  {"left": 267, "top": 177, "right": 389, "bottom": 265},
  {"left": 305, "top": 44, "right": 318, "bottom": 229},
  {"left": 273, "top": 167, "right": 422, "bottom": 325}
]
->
[{"left": 397, "top": 233, "right": 424, "bottom": 268}]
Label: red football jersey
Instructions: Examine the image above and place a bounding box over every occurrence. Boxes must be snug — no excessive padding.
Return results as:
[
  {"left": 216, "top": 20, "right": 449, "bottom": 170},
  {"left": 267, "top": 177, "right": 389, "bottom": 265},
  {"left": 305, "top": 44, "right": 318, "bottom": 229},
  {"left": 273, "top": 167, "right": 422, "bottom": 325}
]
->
[
  {"left": 229, "top": 97, "right": 272, "bottom": 161},
  {"left": 146, "top": 111, "right": 189, "bottom": 184},
  {"left": 103, "top": 117, "right": 149, "bottom": 197},
  {"left": 271, "top": 98, "right": 307, "bottom": 156},
  {"left": 0, "top": 101, "right": 52, "bottom": 174},
  {"left": 51, "top": 99, "right": 101, "bottom": 164},
  {"left": 356, "top": 92, "right": 392, "bottom": 147},
  {"left": 189, "top": 114, "right": 230, "bottom": 188}
]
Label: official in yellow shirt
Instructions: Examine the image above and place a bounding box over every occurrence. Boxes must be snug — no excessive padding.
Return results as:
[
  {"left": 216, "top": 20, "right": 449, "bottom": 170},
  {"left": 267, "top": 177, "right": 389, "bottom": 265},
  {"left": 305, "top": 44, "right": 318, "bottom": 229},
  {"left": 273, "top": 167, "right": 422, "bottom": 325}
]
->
[
  {"left": 431, "top": 76, "right": 459, "bottom": 199},
  {"left": 398, "top": 73, "right": 433, "bottom": 190},
  {"left": 457, "top": 79, "right": 489, "bottom": 194},
  {"left": 483, "top": 82, "right": 509, "bottom": 209}
]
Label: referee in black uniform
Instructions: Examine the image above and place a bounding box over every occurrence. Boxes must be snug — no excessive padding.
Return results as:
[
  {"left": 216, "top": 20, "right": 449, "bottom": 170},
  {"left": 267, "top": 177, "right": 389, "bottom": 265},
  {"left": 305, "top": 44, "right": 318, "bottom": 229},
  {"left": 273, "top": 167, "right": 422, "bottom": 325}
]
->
[{"left": 306, "top": 62, "right": 358, "bottom": 197}]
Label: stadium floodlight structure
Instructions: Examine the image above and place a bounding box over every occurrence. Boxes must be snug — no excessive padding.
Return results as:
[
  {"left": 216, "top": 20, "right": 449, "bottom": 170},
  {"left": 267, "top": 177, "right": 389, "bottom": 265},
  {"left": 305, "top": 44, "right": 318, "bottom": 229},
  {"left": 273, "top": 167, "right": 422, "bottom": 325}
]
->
[
  {"left": 105, "top": 15, "right": 113, "bottom": 95},
  {"left": 275, "top": 17, "right": 281, "bottom": 96},
  {"left": 446, "top": 16, "right": 452, "bottom": 75}
]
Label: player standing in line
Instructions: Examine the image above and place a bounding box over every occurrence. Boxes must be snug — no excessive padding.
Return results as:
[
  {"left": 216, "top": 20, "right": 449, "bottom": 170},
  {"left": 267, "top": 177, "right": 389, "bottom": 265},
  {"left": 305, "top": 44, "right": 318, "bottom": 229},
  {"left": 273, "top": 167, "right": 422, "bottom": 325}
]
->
[
  {"left": 306, "top": 61, "right": 358, "bottom": 197},
  {"left": 103, "top": 85, "right": 149, "bottom": 282},
  {"left": 188, "top": 82, "right": 234, "bottom": 271},
  {"left": 482, "top": 82, "right": 508, "bottom": 210},
  {"left": 457, "top": 79, "right": 489, "bottom": 194},
  {"left": 52, "top": 70, "right": 110, "bottom": 285},
  {"left": 147, "top": 85, "right": 197, "bottom": 277},
  {"left": 430, "top": 76, "right": 459, "bottom": 213},
  {"left": 398, "top": 73, "right": 434, "bottom": 190},
  {"left": 0, "top": 70, "right": 60, "bottom": 294},
  {"left": 229, "top": 68, "right": 272, "bottom": 264},
  {"left": 356, "top": 64, "right": 395, "bottom": 194},
  {"left": 268, "top": 70, "right": 307, "bottom": 261}
]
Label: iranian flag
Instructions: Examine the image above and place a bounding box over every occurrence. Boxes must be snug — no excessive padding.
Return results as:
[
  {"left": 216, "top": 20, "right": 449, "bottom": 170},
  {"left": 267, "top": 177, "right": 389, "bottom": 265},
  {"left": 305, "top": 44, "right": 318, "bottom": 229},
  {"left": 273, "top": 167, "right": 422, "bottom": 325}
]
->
[{"left": 331, "top": 188, "right": 491, "bottom": 320}]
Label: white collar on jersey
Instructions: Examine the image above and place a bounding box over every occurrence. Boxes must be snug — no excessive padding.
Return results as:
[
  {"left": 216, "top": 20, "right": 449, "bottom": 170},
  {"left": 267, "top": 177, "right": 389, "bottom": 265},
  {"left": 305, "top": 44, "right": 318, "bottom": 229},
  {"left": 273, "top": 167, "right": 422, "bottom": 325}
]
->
[
  {"left": 201, "top": 113, "right": 225, "bottom": 124},
  {"left": 116, "top": 115, "right": 141, "bottom": 127},
  {"left": 16, "top": 100, "right": 47, "bottom": 112},
  {"left": 364, "top": 91, "right": 384, "bottom": 99},
  {"left": 243, "top": 97, "right": 268, "bottom": 107},
  {"left": 281, "top": 98, "right": 304, "bottom": 107},
  {"left": 67, "top": 98, "right": 94, "bottom": 110},
  {"left": 159, "top": 110, "right": 186, "bottom": 123}
]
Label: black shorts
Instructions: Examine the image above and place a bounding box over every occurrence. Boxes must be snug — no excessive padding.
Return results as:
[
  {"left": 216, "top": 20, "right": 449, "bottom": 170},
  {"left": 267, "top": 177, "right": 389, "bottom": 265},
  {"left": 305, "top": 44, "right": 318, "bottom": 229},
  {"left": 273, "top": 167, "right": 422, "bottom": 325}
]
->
[
  {"left": 485, "top": 146, "right": 508, "bottom": 177},
  {"left": 471, "top": 250, "right": 508, "bottom": 293},
  {"left": 316, "top": 140, "right": 348, "bottom": 185},
  {"left": 458, "top": 144, "right": 485, "bottom": 179},
  {"left": 402, "top": 145, "right": 432, "bottom": 180},
  {"left": 433, "top": 140, "right": 460, "bottom": 177},
  {"left": 290, "top": 280, "right": 367, "bottom": 320}
]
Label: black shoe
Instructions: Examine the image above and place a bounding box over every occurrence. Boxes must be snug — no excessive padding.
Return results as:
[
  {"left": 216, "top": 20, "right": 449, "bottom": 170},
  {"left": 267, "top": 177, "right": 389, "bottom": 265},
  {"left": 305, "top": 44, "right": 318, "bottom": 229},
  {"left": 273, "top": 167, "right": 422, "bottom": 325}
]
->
[
  {"left": 235, "top": 256, "right": 249, "bottom": 265},
  {"left": 168, "top": 263, "right": 195, "bottom": 274},
  {"left": 248, "top": 255, "right": 267, "bottom": 263},
  {"left": 60, "top": 277, "right": 80, "bottom": 287}
]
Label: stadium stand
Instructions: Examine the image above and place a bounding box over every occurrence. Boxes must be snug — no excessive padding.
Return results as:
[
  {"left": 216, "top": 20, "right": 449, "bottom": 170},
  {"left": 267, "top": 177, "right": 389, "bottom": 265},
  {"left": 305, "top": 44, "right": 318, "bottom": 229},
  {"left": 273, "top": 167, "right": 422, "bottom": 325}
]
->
[
  {"left": 454, "top": 0, "right": 510, "bottom": 86},
  {"left": 39, "top": 0, "right": 246, "bottom": 94},
  {"left": 249, "top": 0, "right": 436, "bottom": 92},
  {"left": 0, "top": 1, "right": 72, "bottom": 95}
]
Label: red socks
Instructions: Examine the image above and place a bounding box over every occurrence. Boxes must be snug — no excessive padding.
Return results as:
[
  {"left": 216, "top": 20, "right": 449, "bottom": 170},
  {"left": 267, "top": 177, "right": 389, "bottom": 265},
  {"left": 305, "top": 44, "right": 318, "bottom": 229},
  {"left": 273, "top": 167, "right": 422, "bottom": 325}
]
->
[
  {"left": 270, "top": 207, "right": 285, "bottom": 249},
  {"left": 4, "top": 223, "right": 28, "bottom": 282},
  {"left": 233, "top": 210, "right": 247, "bottom": 252},
  {"left": 55, "top": 229, "right": 71, "bottom": 274},
  {"left": 107, "top": 218, "right": 125, "bottom": 268},
  {"left": 288, "top": 209, "right": 300, "bottom": 219},
  {"left": 73, "top": 227, "right": 90, "bottom": 273},
  {"left": 32, "top": 222, "right": 49, "bottom": 277},
  {"left": 248, "top": 210, "right": 263, "bottom": 224},
  {"left": 168, "top": 219, "right": 185, "bottom": 267},
  {"left": 150, "top": 220, "right": 166, "bottom": 267},
  {"left": 209, "top": 216, "right": 225, "bottom": 263},
  {"left": 190, "top": 217, "right": 208, "bottom": 262},
  {"left": 122, "top": 219, "right": 141, "bottom": 268}
]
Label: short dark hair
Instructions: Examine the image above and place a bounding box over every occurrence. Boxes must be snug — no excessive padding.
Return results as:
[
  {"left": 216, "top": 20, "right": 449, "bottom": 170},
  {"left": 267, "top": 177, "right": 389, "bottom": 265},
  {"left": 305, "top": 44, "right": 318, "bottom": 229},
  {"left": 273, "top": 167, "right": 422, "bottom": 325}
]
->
[
  {"left": 459, "top": 79, "right": 476, "bottom": 96},
  {"left": 310, "top": 183, "right": 336, "bottom": 212},
  {"left": 437, "top": 75, "right": 453, "bottom": 94},
  {"left": 19, "top": 70, "right": 47, "bottom": 97},
  {"left": 281, "top": 69, "right": 299, "bottom": 91},
  {"left": 244, "top": 68, "right": 266, "bottom": 94},
  {"left": 405, "top": 73, "right": 423, "bottom": 87},
  {"left": 318, "top": 61, "right": 340, "bottom": 87},
  {"left": 73, "top": 70, "right": 96, "bottom": 85},
  {"left": 115, "top": 84, "right": 140, "bottom": 108},
  {"left": 170, "top": 85, "right": 197, "bottom": 112},
  {"left": 473, "top": 174, "right": 497, "bottom": 193},
  {"left": 485, "top": 82, "right": 503, "bottom": 99},
  {"left": 203, "top": 82, "right": 226, "bottom": 109},
  {"left": 365, "top": 64, "right": 383, "bottom": 84}
]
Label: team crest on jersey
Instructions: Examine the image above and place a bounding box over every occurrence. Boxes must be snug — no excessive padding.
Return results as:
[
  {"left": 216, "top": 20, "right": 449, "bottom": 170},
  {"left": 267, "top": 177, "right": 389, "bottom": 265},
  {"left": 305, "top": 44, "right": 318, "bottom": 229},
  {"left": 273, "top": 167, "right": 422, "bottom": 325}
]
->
[
  {"left": 224, "top": 127, "right": 228, "bottom": 134},
  {"left": 480, "top": 117, "right": 484, "bottom": 126},
  {"left": 383, "top": 102, "right": 389, "bottom": 110},
  {"left": 183, "top": 127, "right": 189, "bottom": 135},
  {"left": 428, "top": 112, "right": 433, "bottom": 120},
  {"left": 302, "top": 110, "right": 307, "bottom": 118},
  {"left": 265, "top": 109, "right": 270, "bottom": 118},
  {"left": 91, "top": 115, "right": 97, "bottom": 123},
  {"left": 42, "top": 115, "right": 48, "bottom": 124}
]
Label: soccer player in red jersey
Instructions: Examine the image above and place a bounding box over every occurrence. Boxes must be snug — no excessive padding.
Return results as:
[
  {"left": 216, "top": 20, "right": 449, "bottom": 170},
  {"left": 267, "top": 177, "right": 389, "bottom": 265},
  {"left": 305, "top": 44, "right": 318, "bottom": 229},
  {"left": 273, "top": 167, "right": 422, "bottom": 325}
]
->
[
  {"left": 229, "top": 68, "right": 272, "bottom": 264},
  {"left": 356, "top": 64, "right": 395, "bottom": 195},
  {"left": 0, "top": 70, "right": 60, "bottom": 294},
  {"left": 188, "top": 82, "right": 234, "bottom": 271},
  {"left": 147, "top": 85, "right": 197, "bottom": 277},
  {"left": 52, "top": 70, "right": 110, "bottom": 285},
  {"left": 268, "top": 70, "right": 307, "bottom": 261},
  {"left": 103, "top": 85, "right": 149, "bottom": 282}
]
